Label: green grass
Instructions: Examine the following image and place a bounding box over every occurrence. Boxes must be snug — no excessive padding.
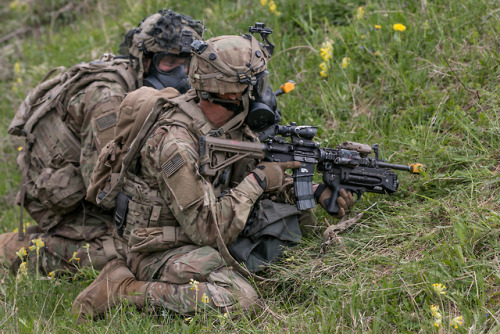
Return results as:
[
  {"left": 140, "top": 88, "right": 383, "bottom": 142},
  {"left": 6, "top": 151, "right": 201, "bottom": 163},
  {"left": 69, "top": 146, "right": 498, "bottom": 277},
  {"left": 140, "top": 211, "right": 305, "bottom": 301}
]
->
[{"left": 0, "top": 0, "right": 499, "bottom": 332}]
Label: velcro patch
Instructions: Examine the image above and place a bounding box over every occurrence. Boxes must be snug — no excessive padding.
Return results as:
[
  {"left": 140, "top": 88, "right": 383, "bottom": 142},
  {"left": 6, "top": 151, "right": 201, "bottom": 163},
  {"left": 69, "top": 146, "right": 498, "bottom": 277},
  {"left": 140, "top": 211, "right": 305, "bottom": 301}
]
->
[
  {"left": 95, "top": 112, "right": 117, "bottom": 131},
  {"left": 161, "top": 153, "right": 185, "bottom": 178}
]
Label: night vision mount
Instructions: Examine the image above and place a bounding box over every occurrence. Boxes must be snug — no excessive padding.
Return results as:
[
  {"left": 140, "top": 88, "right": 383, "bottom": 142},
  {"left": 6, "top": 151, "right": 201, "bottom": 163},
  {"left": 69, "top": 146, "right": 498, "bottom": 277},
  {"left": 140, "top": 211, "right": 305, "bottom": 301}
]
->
[{"left": 248, "top": 22, "right": 274, "bottom": 56}]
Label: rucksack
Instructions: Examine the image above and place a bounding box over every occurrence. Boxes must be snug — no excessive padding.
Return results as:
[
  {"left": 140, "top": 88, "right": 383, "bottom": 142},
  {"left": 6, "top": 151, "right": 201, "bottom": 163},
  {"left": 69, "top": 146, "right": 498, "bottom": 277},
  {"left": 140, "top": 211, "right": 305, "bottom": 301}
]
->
[
  {"left": 9, "top": 55, "right": 136, "bottom": 233},
  {"left": 86, "top": 86, "right": 180, "bottom": 210}
]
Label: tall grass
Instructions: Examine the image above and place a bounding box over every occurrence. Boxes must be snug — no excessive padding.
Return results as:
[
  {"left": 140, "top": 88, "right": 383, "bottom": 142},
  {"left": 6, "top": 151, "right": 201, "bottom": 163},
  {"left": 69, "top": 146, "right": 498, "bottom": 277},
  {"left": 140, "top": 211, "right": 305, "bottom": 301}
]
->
[{"left": 0, "top": 0, "right": 498, "bottom": 332}]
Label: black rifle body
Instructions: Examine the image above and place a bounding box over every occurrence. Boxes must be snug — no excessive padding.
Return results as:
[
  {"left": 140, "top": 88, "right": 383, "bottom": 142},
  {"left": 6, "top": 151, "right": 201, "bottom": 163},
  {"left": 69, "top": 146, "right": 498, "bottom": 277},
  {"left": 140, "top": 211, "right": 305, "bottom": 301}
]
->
[{"left": 199, "top": 124, "right": 423, "bottom": 215}]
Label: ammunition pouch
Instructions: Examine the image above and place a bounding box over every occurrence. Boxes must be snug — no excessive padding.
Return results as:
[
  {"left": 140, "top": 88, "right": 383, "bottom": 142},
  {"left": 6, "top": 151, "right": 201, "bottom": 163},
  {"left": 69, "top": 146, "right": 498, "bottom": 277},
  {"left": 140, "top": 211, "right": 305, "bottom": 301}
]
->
[{"left": 120, "top": 174, "right": 177, "bottom": 241}]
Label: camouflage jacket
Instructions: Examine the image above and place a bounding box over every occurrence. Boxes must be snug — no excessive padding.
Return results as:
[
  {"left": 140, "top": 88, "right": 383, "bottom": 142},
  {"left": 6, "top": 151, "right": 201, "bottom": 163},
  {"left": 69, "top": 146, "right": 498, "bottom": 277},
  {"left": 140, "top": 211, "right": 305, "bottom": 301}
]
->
[
  {"left": 66, "top": 65, "right": 137, "bottom": 187},
  {"left": 132, "top": 91, "right": 264, "bottom": 249}
]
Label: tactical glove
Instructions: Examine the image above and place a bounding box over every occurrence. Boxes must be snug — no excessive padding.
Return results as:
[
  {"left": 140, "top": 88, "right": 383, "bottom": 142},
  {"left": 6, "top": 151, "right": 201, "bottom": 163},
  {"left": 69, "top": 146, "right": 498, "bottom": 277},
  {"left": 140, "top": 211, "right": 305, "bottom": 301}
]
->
[
  {"left": 252, "top": 161, "right": 301, "bottom": 192},
  {"left": 314, "top": 184, "right": 354, "bottom": 219}
]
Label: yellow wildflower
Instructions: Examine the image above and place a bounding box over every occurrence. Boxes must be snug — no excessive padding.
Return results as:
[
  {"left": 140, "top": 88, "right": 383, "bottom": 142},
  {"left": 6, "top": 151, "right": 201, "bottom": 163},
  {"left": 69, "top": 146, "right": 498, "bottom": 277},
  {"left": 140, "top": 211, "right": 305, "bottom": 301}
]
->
[
  {"left": 220, "top": 312, "right": 229, "bottom": 325},
  {"left": 184, "top": 317, "right": 193, "bottom": 324},
  {"left": 361, "top": 35, "right": 365, "bottom": 39},
  {"left": 432, "top": 283, "right": 446, "bottom": 295},
  {"left": 341, "top": 57, "right": 351, "bottom": 69},
  {"left": 260, "top": 0, "right": 267, "bottom": 5},
  {"left": 374, "top": 51, "right": 379, "bottom": 56},
  {"left": 320, "top": 39, "right": 333, "bottom": 61},
  {"left": 16, "top": 247, "right": 27, "bottom": 260},
  {"left": 18, "top": 146, "right": 23, "bottom": 151},
  {"left": 433, "top": 318, "right": 442, "bottom": 327},
  {"left": 393, "top": 23, "right": 406, "bottom": 32},
  {"left": 189, "top": 278, "right": 199, "bottom": 292},
  {"left": 68, "top": 251, "right": 80, "bottom": 263},
  {"left": 48, "top": 271, "right": 55, "bottom": 279},
  {"left": 450, "top": 315, "right": 464, "bottom": 329},
  {"left": 319, "top": 62, "right": 328, "bottom": 77},
  {"left": 30, "top": 238, "right": 45, "bottom": 255},
  {"left": 356, "top": 6, "right": 365, "bottom": 20},
  {"left": 201, "top": 293, "right": 210, "bottom": 304},
  {"left": 9, "top": 0, "right": 18, "bottom": 10},
  {"left": 82, "top": 243, "right": 90, "bottom": 250},
  {"left": 375, "top": 25, "right": 381, "bottom": 29},
  {"left": 17, "top": 261, "right": 28, "bottom": 280},
  {"left": 268, "top": 0, "right": 276, "bottom": 13},
  {"left": 14, "top": 62, "right": 21, "bottom": 74},
  {"left": 430, "top": 304, "right": 441, "bottom": 318}
]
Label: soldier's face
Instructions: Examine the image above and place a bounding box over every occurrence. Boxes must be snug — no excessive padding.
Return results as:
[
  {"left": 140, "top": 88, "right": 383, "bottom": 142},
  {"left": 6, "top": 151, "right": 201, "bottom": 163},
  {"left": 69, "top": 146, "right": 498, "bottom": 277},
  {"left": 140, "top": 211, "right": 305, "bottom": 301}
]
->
[{"left": 156, "top": 54, "right": 189, "bottom": 73}]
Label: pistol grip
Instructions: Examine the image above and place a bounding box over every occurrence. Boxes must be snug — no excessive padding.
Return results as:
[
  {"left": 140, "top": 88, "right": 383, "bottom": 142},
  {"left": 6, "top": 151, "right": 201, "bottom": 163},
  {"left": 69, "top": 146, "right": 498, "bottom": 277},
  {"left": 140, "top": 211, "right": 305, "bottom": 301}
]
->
[{"left": 325, "top": 186, "right": 341, "bottom": 216}]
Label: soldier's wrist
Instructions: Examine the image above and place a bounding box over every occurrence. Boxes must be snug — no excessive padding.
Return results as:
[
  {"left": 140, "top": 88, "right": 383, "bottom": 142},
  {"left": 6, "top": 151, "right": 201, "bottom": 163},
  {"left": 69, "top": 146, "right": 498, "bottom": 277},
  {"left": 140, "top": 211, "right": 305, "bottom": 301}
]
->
[{"left": 251, "top": 169, "right": 267, "bottom": 190}]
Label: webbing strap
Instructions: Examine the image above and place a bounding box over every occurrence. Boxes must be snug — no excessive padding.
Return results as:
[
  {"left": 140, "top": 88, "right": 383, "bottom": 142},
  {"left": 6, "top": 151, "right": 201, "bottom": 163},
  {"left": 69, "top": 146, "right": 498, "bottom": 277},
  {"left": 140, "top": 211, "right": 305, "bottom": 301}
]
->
[
  {"left": 18, "top": 155, "right": 29, "bottom": 241},
  {"left": 102, "top": 237, "right": 120, "bottom": 260}
]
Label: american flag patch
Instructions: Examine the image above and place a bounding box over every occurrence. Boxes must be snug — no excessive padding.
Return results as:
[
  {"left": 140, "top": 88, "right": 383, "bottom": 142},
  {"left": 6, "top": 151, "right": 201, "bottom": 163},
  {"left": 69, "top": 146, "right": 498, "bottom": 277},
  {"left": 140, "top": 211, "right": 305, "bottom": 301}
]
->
[
  {"left": 161, "top": 153, "right": 185, "bottom": 177},
  {"left": 95, "top": 112, "right": 117, "bottom": 131}
]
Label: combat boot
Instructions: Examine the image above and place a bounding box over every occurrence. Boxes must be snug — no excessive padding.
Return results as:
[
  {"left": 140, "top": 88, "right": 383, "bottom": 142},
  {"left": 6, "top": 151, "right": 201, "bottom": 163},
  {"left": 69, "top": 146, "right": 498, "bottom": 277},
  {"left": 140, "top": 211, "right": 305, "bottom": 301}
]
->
[
  {"left": 72, "top": 258, "right": 150, "bottom": 320},
  {"left": 0, "top": 232, "right": 30, "bottom": 271}
]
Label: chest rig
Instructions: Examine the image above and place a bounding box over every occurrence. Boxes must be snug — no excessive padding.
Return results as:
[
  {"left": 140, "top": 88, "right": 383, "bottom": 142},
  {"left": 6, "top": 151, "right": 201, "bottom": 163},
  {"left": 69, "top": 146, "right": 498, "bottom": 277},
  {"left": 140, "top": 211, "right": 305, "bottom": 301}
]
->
[{"left": 118, "top": 90, "right": 256, "bottom": 243}]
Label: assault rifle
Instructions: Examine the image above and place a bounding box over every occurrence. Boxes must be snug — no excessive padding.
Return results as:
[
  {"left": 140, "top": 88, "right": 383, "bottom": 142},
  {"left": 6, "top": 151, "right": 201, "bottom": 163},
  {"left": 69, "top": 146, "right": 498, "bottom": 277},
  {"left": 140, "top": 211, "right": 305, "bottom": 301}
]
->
[{"left": 199, "top": 123, "right": 426, "bottom": 215}]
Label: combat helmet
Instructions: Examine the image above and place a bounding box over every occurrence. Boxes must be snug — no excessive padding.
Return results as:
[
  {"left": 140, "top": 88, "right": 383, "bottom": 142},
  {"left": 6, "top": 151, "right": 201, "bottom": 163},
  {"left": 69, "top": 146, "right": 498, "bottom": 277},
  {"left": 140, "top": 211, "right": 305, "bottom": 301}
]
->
[
  {"left": 189, "top": 35, "right": 270, "bottom": 118},
  {"left": 120, "top": 9, "right": 204, "bottom": 89}
]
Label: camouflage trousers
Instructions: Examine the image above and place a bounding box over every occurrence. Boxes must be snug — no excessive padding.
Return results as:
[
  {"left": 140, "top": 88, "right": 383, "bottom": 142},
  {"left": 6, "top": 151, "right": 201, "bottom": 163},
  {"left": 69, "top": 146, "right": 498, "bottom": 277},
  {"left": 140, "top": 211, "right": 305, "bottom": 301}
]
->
[
  {"left": 24, "top": 231, "right": 127, "bottom": 275},
  {"left": 0, "top": 209, "right": 128, "bottom": 275},
  {"left": 127, "top": 245, "right": 259, "bottom": 315}
]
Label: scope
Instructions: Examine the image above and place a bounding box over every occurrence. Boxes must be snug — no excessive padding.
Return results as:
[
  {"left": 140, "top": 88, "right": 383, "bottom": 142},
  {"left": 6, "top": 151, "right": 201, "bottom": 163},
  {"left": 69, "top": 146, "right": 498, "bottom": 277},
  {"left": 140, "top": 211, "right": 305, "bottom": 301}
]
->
[{"left": 275, "top": 123, "right": 317, "bottom": 139}]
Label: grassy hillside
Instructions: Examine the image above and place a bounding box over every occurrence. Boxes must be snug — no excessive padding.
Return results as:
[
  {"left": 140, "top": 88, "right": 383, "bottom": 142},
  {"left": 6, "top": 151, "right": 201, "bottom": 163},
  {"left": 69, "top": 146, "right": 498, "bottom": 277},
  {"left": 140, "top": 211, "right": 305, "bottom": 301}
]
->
[{"left": 0, "top": 0, "right": 498, "bottom": 332}]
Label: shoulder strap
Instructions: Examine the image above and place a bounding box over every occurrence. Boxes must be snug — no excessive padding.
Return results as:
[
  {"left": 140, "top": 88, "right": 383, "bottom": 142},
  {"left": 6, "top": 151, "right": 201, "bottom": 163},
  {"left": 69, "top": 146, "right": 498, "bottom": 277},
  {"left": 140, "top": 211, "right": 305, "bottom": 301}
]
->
[
  {"left": 96, "top": 88, "right": 178, "bottom": 209},
  {"left": 159, "top": 90, "right": 213, "bottom": 137}
]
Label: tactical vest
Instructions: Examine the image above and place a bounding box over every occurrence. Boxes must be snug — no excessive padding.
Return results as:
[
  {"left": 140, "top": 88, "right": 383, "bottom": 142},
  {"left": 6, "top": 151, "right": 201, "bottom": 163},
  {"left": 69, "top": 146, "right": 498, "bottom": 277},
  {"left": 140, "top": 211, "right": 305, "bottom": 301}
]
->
[
  {"left": 106, "top": 90, "right": 254, "bottom": 248},
  {"left": 9, "top": 55, "right": 136, "bottom": 232}
]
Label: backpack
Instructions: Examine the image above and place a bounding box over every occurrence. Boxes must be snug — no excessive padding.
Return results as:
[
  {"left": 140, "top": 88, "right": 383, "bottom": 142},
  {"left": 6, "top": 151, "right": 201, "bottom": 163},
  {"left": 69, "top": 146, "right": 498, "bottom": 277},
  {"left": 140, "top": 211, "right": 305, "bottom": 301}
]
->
[
  {"left": 9, "top": 55, "right": 136, "bottom": 233},
  {"left": 86, "top": 86, "right": 180, "bottom": 210}
]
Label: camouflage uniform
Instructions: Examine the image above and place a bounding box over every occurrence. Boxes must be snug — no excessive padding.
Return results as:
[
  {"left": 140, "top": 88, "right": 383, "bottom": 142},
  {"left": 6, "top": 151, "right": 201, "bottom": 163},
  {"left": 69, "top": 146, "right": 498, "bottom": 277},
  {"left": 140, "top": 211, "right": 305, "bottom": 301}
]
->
[
  {"left": 1, "top": 10, "right": 204, "bottom": 275},
  {"left": 8, "top": 64, "right": 135, "bottom": 275},
  {"left": 74, "top": 89, "right": 262, "bottom": 315},
  {"left": 72, "top": 32, "right": 356, "bottom": 320},
  {"left": 73, "top": 35, "right": 276, "bottom": 318}
]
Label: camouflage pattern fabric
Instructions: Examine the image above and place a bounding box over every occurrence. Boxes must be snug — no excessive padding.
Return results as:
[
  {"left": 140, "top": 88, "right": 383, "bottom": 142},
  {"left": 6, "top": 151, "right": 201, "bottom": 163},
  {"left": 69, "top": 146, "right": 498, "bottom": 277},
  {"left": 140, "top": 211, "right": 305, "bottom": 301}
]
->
[
  {"left": 26, "top": 76, "right": 133, "bottom": 274},
  {"left": 129, "top": 245, "right": 258, "bottom": 314},
  {"left": 2, "top": 205, "right": 128, "bottom": 275},
  {"left": 25, "top": 231, "right": 128, "bottom": 275},
  {"left": 0, "top": 62, "right": 136, "bottom": 274},
  {"left": 66, "top": 79, "right": 131, "bottom": 187},
  {"left": 119, "top": 95, "right": 265, "bottom": 312},
  {"left": 136, "top": 113, "right": 263, "bottom": 248}
]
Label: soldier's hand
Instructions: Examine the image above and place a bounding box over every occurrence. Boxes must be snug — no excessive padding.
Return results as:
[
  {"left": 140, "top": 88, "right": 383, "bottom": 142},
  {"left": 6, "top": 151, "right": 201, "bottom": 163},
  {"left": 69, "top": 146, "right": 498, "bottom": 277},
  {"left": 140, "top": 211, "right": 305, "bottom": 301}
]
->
[
  {"left": 314, "top": 184, "right": 354, "bottom": 219},
  {"left": 252, "top": 161, "right": 301, "bottom": 192}
]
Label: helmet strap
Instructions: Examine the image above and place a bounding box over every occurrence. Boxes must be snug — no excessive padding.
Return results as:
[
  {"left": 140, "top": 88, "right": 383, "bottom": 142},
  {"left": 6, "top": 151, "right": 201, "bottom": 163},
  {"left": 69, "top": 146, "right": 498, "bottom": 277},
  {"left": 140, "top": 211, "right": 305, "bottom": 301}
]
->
[{"left": 137, "top": 53, "right": 145, "bottom": 87}]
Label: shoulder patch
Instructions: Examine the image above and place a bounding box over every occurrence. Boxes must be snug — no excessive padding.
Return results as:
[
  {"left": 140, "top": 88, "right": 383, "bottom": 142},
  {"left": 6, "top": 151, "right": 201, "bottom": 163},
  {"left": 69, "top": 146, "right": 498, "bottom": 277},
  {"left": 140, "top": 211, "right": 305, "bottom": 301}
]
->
[
  {"left": 161, "top": 152, "right": 185, "bottom": 178},
  {"left": 95, "top": 112, "right": 117, "bottom": 131}
]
